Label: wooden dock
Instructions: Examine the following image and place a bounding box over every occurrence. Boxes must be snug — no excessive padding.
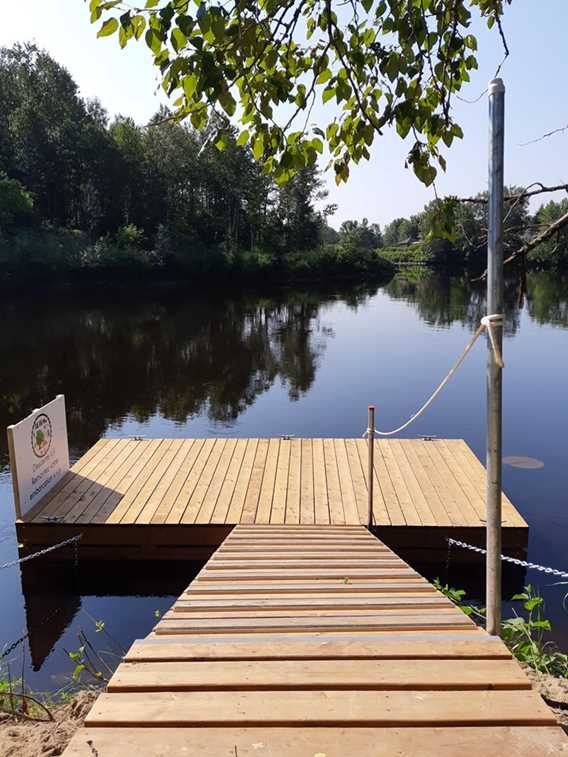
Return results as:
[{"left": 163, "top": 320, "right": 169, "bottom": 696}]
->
[
  {"left": 16, "top": 437, "right": 527, "bottom": 560},
  {"left": 64, "top": 525, "right": 565, "bottom": 755}
]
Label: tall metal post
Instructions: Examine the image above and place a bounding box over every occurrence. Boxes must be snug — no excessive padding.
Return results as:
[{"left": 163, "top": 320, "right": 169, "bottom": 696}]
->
[
  {"left": 486, "top": 78, "right": 505, "bottom": 636},
  {"left": 367, "top": 405, "right": 375, "bottom": 529}
]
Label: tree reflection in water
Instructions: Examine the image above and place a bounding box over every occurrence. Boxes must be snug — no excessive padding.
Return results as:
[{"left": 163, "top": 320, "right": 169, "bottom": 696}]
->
[
  {"left": 1, "top": 271, "right": 566, "bottom": 470},
  {"left": 0, "top": 283, "right": 381, "bottom": 466}
]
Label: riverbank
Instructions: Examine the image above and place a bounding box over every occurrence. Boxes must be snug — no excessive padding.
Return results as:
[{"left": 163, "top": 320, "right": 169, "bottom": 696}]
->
[
  {"left": 0, "top": 689, "right": 98, "bottom": 757},
  {"left": 0, "top": 229, "right": 395, "bottom": 286}
]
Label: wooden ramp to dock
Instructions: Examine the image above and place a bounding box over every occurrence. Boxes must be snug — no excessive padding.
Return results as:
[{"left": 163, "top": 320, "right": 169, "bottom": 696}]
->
[
  {"left": 65, "top": 526, "right": 566, "bottom": 756},
  {"left": 18, "top": 438, "right": 527, "bottom": 560}
]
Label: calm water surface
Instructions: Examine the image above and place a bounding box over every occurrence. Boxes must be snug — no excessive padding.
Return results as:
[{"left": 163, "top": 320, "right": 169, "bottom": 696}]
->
[{"left": 1, "top": 270, "right": 567, "bottom": 691}]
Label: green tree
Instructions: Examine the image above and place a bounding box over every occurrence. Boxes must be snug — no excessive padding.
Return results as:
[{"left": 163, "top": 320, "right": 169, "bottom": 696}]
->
[
  {"left": 0, "top": 173, "right": 34, "bottom": 232},
  {"left": 530, "top": 199, "right": 568, "bottom": 267},
  {"left": 88, "top": 0, "right": 510, "bottom": 186}
]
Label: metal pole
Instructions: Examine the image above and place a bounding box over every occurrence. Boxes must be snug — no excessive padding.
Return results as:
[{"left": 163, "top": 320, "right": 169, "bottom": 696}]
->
[
  {"left": 486, "top": 78, "right": 505, "bottom": 636},
  {"left": 367, "top": 405, "right": 375, "bottom": 529}
]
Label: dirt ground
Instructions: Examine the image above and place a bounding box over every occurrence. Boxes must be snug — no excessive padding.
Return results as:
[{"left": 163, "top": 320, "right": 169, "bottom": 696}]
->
[
  {"left": 525, "top": 666, "right": 568, "bottom": 732},
  {"left": 1, "top": 672, "right": 567, "bottom": 755},
  {"left": 0, "top": 690, "right": 97, "bottom": 757}
]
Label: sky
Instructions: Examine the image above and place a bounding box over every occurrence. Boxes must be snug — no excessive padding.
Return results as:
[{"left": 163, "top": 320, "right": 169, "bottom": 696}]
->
[{"left": 1, "top": 0, "right": 567, "bottom": 227}]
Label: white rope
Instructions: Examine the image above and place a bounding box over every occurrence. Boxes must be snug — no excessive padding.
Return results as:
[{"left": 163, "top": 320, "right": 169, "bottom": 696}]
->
[{"left": 363, "top": 314, "right": 504, "bottom": 438}]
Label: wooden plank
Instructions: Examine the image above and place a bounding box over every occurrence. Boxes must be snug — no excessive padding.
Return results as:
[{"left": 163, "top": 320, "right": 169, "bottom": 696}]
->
[
  {"left": 334, "top": 439, "right": 360, "bottom": 525},
  {"left": 85, "top": 441, "right": 154, "bottom": 524},
  {"left": 388, "top": 439, "right": 437, "bottom": 526},
  {"left": 398, "top": 440, "right": 452, "bottom": 526},
  {"left": 165, "top": 607, "right": 463, "bottom": 620},
  {"left": 173, "top": 596, "right": 451, "bottom": 611},
  {"left": 115, "top": 440, "right": 179, "bottom": 524},
  {"left": 163, "top": 439, "right": 215, "bottom": 524},
  {"left": 323, "top": 438, "right": 345, "bottom": 524},
  {"left": 137, "top": 440, "right": 193, "bottom": 524},
  {"left": 181, "top": 439, "right": 228, "bottom": 524},
  {"left": 269, "top": 438, "right": 290, "bottom": 524},
  {"left": 285, "top": 438, "right": 301, "bottom": 524},
  {"left": 445, "top": 439, "right": 527, "bottom": 526},
  {"left": 92, "top": 440, "right": 166, "bottom": 525},
  {"left": 195, "top": 439, "right": 238, "bottom": 524},
  {"left": 86, "top": 689, "right": 556, "bottom": 726},
  {"left": 379, "top": 440, "right": 422, "bottom": 525},
  {"left": 196, "top": 568, "right": 418, "bottom": 581},
  {"left": 255, "top": 438, "right": 279, "bottom": 524},
  {"left": 65, "top": 440, "right": 143, "bottom": 523},
  {"left": 108, "top": 658, "right": 530, "bottom": 692},
  {"left": 65, "top": 726, "right": 568, "bottom": 757},
  {"left": 41, "top": 438, "right": 123, "bottom": 520},
  {"left": 149, "top": 439, "right": 202, "bottom": 524},
  {"left": 126, "top": 633, "right": 510, "bottom": 662},
  {"left": 184, "top": 581, "right": 431, "bottom": 595},
  {"left": 207, "top": 559, "right": 405, "bottom": 569},
  {"left": 345, "top": 438, "right": 368, "bottom": 524},
  {"left": 435, "top": 439, "right": 486, "bottom": 522},
  {"left": 425, "top": 442, "right": 480, "bottom": 526},
  {"left": 211, "top": 439, "right": 248, "bottom": 523},
  {"left": 299, "top": 439, "right": 315, "bottom": 524},
  {"left": 373, "top": 441, "right": 406, "bottom": 525},
  {"left": 312, "top": 438, "right": 330, "bottom": 524},
  {"left": 155, "top": 613, "right": 472, "bottom": 634},
  {"left": 354, "top": 439, "right": 390, "bottom": 525},
  {"left": 225, "top": 438, "right": 258, "bottom": 524},
  {"left": 240, "top": 439, "right": 269, "bottom": 524},
  {"left": 28, "top": 439, "right": 110, "bottom": 521},
  {"left": 412, "top": 440, "right": 465, "bottom": 526},
  {"left": 211, "top": 551, "right": 394, "bottom": 560}
]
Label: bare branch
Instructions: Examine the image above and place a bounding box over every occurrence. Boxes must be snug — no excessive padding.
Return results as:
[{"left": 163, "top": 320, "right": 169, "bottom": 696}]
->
[
  {"left": 475, "top": 209, "right": 568, "bottom": 281},
  {"left": 519, "top": 123, "right": 568, "bottom": 147},
  {"left": 459, "top": 183, "right": 568, "bottom": 204}
]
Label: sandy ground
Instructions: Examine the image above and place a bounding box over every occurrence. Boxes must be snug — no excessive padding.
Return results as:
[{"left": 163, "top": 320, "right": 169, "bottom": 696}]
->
[
  {"left": 525, "top": 667, "right": 568, "bottom": 732},
  {"left": 1, "top": 672, "right": 567, "bottom": 755},
  {"left": 0, "top": 690, "right": 97, "bottom": 757}
]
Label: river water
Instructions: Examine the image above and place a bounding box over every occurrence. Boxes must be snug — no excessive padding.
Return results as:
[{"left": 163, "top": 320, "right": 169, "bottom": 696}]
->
[{"left": 1, "top": 270, "right": 567, "bottom": 692}]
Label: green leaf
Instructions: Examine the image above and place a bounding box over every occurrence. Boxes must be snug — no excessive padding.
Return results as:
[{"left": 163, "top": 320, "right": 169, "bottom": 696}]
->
[
  {"left": 171, "top": 28, "right": 186, "bottom": 52},
  {"left": 322, "top": 86, "right": 335, "bottom": 104},
  {"left": 97, "top": 18, "right": 118, "bottom": 37},
  {"left": 236, "top": 130, "right": 250, "bottom": 146},
  {"left": 361, "top": 0, "right": 373, "bottom": 12},
  {"left": 253, "top": 135, "right": 264, "bottom": 160},
  {"left": 183, "top": 74, "right": 198, "bottom": 98},
  {"left": 145, "top": 28, "right": 162, "bottom": 54},
  {"left": 316, "top": 69, "right": 331, "bottom": 85},
  {"left": 72, "top": 663, "right": 86, "bottom": 681}
]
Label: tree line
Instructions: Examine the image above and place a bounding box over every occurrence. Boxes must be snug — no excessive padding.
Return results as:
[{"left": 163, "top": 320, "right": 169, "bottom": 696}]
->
[
  {"left": 371, "top": 192, "right": 568, "bottom": 270},
  {"left": 0, "top": 43, "right": 392, "bottom": 282}
]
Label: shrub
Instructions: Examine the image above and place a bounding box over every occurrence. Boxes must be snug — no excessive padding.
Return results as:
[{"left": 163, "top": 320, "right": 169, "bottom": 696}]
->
[{"left": 0, "top": 174, "right": 35, "bottom": 233}]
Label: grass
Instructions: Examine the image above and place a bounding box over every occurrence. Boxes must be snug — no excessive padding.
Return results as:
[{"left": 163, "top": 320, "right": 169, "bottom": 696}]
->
[{"left": 434, "top": 579, "right": 568, "bottom": 678}]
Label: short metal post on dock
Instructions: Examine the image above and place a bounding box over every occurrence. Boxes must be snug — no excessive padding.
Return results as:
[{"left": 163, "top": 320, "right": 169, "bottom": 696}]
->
[
  {"left": 367, "top": 405, "right": 375, "bottom": 528},
  {"left": 486, "top": 78, "right": 505, "bottom": 636}
]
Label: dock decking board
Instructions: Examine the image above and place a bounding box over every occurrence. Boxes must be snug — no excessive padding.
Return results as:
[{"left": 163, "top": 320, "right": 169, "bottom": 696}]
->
[
  {"left": 64, "top": 526, "right": 565, "bottom": 756},
  {"left": 23, "top": 438, "right": 527, "bottom": 528}
]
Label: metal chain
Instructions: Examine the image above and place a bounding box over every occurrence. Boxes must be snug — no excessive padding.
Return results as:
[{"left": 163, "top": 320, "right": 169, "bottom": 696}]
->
[
  {"left": 1, "top": 605, "right": 66, "bottom": 660},
  {"left": 448, "top": 538, "right": 568, "bottom": 579},
  {"left": 0, "top": 533, "right": 82, "bottom": 571}
]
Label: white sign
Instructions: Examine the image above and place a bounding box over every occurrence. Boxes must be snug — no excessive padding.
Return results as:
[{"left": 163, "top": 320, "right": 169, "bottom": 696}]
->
[{"left": 7, "top": 395, "right": 70, "bottom": 519}]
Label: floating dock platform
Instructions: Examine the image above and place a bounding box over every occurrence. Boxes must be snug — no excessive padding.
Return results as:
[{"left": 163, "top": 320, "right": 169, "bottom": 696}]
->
[
  {"left": 16, "top": 437, "right": 527, "bottom": 561},
  {"left": 64, "top": 525, "right": 565, "bottom": 756}
]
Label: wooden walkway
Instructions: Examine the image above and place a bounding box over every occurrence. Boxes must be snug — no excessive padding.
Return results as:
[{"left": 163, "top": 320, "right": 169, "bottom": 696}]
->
[
  {"left": 24, "top": 438, "right": 526, "bottom": 527},
  {"left": 65, "top": 526, "right": 566, "bottom": 756}
]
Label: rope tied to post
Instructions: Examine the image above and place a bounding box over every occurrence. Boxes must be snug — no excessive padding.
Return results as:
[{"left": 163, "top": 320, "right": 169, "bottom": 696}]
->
[{"left": 363, "top": 313, "right": 505, "bottom": 438}]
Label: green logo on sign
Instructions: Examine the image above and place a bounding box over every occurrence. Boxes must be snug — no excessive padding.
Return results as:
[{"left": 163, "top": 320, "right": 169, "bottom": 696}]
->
[{"left": 31, "top": 413, "right": 52, "bottom": 458}]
